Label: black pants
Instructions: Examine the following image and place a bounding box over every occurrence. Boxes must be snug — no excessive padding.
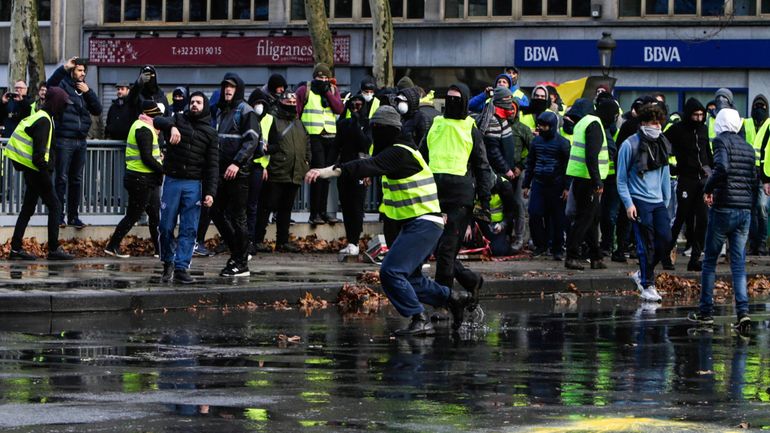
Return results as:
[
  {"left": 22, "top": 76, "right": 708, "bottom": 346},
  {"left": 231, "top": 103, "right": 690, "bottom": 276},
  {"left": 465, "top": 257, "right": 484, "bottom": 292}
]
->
[
  {"left": 197, "top": 206, "right": 211, "bottom": 245},
  {"left": 434, "top": 204, "right": 481, "bottom": 290},
  {"left": 309, "top": 135, "right": 339, "bottom": 217},
  {"left": 338, "top": 173, "right": 367, "bottom": 244},
  {"left": 109, "top": 173, "right": 160, "bottom": 253},
  {"left": 670, "top": 177, "right": 707, "bottom": 262},
  {"left": 566, "top": 179, "right": 602, "bottom": 261},
  {"left": 247, "top": 165, "right": 265, "bottom": 244},
  {"left": 614, "top": 204, "right": 632, "bottom": 256},
  {"left": 211, "top": 174, "right": 250, "bottom": 263},
  {"left": 256, "top": 181, "right": 300, "bottom": 245},
  {"left": 12, "top": 169, "right": 61, "bottom": 251}
]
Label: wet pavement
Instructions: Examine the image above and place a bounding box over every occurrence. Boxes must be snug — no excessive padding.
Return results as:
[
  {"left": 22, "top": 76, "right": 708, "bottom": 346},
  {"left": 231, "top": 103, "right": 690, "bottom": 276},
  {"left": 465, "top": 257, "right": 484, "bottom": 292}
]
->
[{"left": 1, "top": 296, "right": 769, "bottom": 432}]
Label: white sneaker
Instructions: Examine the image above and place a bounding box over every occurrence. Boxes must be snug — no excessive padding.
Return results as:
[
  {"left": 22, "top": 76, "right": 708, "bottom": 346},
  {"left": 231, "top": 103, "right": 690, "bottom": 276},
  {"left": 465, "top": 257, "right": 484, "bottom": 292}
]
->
[
  {"left": 631, "top": 270, "right": 644, "bottom": 292},
  {"left": 339, "top": 243, "right": 360, "bottom": 255},
  {"left": 640, "top": 285, "right": 663, "bottom": 302}
]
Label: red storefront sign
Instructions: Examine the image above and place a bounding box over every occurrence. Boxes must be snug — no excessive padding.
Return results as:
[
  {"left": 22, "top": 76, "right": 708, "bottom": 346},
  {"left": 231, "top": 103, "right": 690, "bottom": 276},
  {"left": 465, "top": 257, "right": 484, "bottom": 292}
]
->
[{"left": 88, "top": 35, "right": 351, "bottom": 66}]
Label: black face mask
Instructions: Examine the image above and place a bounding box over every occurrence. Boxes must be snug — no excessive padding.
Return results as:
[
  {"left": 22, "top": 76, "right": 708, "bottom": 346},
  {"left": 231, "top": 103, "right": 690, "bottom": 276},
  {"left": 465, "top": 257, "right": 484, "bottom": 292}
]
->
[
  {"left": 529, "top": 98, "right": 548, "bottom": 114},
  {"left": 444, "top": 96, "right": 465, "bottom": 119},
  {"left": 311, "top": 79, "right": 329, "bottom": 95},
  {"left": 752, "top": 107, "right": 768, "bottom": 125},
  {"left": 371, "top": 125, "right": 401, "bottom": 155},
  {"left": 537, "top": 125, "right": 554, "bottom": 140},
  {"left": 278, "top": 102, "right": 296, "bottom": 118}
]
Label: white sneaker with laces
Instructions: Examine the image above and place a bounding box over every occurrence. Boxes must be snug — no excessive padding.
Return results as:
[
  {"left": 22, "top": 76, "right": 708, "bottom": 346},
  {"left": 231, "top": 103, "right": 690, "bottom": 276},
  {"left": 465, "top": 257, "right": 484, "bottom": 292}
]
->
[
  {"left": 640, "top": 285, "right": 663, "bottom": 302},
  {"left": 631, "top": 270, "right": 644, "bottom": 292},
  {"left": 339, "top": 243, "right": 360, "bottom": 255}
]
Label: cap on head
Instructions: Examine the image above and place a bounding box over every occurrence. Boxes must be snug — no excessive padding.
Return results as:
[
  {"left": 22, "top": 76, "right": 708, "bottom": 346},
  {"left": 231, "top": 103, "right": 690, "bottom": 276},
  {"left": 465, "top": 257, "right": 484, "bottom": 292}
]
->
[{"left": 141, "top": 100, "right": 164, "bottom": 117}]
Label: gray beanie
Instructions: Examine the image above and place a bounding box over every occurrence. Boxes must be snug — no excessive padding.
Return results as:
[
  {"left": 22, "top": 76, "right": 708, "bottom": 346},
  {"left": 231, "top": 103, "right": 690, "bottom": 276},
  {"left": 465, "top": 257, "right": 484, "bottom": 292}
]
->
[
  {"left": 492, "top": 86, "right": 513, "bottom": 109},
  {"left": 715, "top": 87, "right": 735, "bottom": 111},
  {"left": 370, "top": 105, "right": 402, "bottom": 129},
  {"left": 397, "top": 76, "right": 415, "bottom": 90}
]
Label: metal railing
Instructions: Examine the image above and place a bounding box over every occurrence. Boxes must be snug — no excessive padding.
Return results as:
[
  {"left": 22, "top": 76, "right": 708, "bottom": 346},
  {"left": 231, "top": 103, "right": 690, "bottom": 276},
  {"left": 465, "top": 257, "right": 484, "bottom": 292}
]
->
[{"left": 0, "top": 138, "right": 380, "bottom": 223}]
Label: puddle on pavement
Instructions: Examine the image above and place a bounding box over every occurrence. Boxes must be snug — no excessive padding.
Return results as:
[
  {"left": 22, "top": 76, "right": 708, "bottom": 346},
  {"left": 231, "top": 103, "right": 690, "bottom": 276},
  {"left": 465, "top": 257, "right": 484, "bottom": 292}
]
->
[{"left": 0, "top": 299, "right": 769, "bottom": 432}]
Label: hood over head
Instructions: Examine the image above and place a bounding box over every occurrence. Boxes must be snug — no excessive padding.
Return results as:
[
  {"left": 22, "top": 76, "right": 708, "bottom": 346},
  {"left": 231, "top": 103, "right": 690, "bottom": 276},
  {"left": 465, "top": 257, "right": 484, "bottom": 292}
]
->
[
  {"left": 449, "top": 82, "right": 470, "bottom": 108},
  {"left": 397, "top": 76, "right": 415, "bottom": 90},
  {"left": 595, "top": 98, "right": 619, "bottom": 127},
  {"left": 187, "top": 90, "right": 212, "bottom": 123},
  {"left": 217, "top": 72, "right": 245, "bottom": 110},
  {"left": 43, "top": 87, "right": 72, "bottom": 117},
  {"left": 248, "top": 88, "right": 271, "bottom": 107},
  {"left": 397, "top": 87, "right": 421, "bottom": 115},
  {"left": 564, "top": 98, "right": 595, "bottom": 123},
  {"left": 360, "top": 76, "right": 377, "bottom": 92},
  {"left": 171, "top": 86, "right": 188, "bottom": 112},
  {"left": 682, "top": 97, "right": 706, "bottom": 123},
  {"left": 714, "top": 108, "right": 742, "bottom": 135},
  {"left": 493, "top": 73, "right": 512, "bottom": 89},
  {"left": 536, "top": 111, "right": 559, "bottom": 139},
  {"left": 714, "top": 88, "right": 735, "bottom": 112},
  {"left": 267, "top": 74, "right": 288, "bottom": 94},
  {"left": 140, "top": 65, "right": 160, "bottom": 96},
  {"left": 751, "top": 94, "right": 769, "bottom": 125}
]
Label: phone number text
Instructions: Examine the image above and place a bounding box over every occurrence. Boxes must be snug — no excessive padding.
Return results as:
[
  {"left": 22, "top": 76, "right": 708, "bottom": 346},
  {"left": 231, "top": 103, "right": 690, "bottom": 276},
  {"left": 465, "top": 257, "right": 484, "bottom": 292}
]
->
[{"left": 171, "top": 46, "right": 223, "bottom": 56}]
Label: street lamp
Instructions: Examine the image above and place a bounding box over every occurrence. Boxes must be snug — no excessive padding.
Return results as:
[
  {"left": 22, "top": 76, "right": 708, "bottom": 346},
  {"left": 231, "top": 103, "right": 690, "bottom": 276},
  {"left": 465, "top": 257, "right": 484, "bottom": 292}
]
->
[{"left": 597, "top": 32, "right": 616, "bottom": 77}]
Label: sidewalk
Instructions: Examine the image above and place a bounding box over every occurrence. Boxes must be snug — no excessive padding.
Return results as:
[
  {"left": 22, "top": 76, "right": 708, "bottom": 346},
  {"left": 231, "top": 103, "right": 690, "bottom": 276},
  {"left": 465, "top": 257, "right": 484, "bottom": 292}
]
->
[{"left": 2, "top": 252, "right": 768, "bottom": 313}]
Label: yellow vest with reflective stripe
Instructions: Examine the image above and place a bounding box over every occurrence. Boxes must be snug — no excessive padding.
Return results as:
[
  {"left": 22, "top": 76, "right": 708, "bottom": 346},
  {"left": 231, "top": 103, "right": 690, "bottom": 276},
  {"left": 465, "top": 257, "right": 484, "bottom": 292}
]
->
[
  {"left": 301, "top": 89, "right": 337, "bottom": 135},
  {"left": 489, "top": 192, "right": 504, "bottom": 223},
  {"left": 379, "top": 144, "right": 441, "bottom": 220},
  {"left": 566, "top": 114, "right": 609, "bottom": 180},
  {"left": 125, "top": 120, "right": 161, "bottom": 173},
  {"left": 744, "top": 118, "right": 761, "bottom": 166},
  {"left": 5, "top": 110, "right": 52, "bottom": 172},
  {"left": 757, "top": 119, "right": 770, "bottom": 177},
  {"left": 426, "top": 116, "right": 475, "bottom": 176},
  {"left": 253, "top": 114, "right": 274, "bottom": 167},
  {"left": 560, "top": 127, "right": 573, "bottom": 144}
]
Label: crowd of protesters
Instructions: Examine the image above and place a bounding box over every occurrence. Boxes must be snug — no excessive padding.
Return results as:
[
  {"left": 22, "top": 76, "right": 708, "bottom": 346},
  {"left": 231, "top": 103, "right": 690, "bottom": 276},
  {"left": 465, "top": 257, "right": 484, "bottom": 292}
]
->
[{"left": 2, "top": 58, "right": 763, "bottom": 335}]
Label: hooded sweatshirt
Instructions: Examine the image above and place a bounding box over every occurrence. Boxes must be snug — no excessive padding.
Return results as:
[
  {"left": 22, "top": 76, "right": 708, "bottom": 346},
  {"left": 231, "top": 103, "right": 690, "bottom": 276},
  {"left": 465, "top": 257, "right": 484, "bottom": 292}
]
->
[
  {"left": 523, "top": 111, "right": 571, "bottom": 190},
  {"left": 130, "top": 65, "right": 168, "bottom": 117},
  {"left": 705, "top": 108, "right": 756, "bottom": 209},
  {"left": 216, "top": 72, "right": 262, "bottom": 174},
  {"left": 664, "top": 97, "right": 712, "bottom": 180},
  {"left": 565, "top": 99, "right": 605, "bottom": 188},
  {"left": 398, "top": 87, "right": 428, "bottom": 147},
  {"left": 171, "top": 86, "right": 189, "bottom": 114}
]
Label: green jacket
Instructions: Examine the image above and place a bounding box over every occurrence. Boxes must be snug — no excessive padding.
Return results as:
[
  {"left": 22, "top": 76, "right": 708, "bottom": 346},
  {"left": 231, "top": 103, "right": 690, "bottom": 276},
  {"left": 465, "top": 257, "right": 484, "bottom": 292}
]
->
[{"left": 266, "top": 116, "right": 311, "bottom": 185}]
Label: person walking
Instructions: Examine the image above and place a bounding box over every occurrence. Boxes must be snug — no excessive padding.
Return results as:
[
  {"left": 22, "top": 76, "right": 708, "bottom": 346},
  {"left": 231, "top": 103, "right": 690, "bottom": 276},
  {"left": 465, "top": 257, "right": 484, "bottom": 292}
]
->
[
  {"left": 689, "top": 108, "right": 755, "bottom": 335},
  {"left": 305, "top": 105, "right": 474, "bottom": 335},
  {"left": 617, "top": 104, "right": 672, "bottom": 302},
  {"left": 47, "top": 56, "right": 103, "bottom": 229},
  {"left": 6, "top": 87, "right": 74, "bottom": 261},
  {"left": 296, "top": 63, "right": 344, "bottom": 225},
  {"left": 104, "top": 101, "right": 165, "bottom": 259},
  {"left": 212, "top": 73, "right": 262, "bottom": 277},
  {"left": 152, "top": 92, "right": 219, "bottom": 283}
]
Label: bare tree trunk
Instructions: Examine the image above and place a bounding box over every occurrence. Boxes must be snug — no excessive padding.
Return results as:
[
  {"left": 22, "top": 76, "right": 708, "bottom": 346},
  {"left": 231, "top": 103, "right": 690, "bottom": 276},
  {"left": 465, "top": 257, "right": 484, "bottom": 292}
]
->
[
  {"left": 369, "top": 0, "right": 394, "bottom": 88},
  {"left": 305, "top": 0, "right": 335, "bottom": 69},
  {"left": 8, "top": 0, "right": 46, "bottom": 86}
]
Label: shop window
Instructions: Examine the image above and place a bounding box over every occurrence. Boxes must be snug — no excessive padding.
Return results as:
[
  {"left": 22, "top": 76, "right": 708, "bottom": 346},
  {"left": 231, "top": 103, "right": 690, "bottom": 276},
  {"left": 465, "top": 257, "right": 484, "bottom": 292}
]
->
[
  {"left": 407, "top": 0, "right": 425, "bottom": 17},
  {"left": 351, "top": 0, "right": 423, "bottom": 19},
  {"left": 548, "top": 0, "right": 567, "bottom": 15},
  {"left": 469, "top": 0, "right": 487, "bottom": 16},
  {"left": 454, "top": 0, "right": 590, "bottom": 17},
  {"left": 733, "top": 0, "right": 757, "bottom": 14},
  {"left": 124, "top": 0, "right": 141, "bottom": 20},
  {"left": 674, "top": 0, "right": 696, "bottom": 13},
  {"left": 255, "top": 0, "right": 269, "bottom": 20}
]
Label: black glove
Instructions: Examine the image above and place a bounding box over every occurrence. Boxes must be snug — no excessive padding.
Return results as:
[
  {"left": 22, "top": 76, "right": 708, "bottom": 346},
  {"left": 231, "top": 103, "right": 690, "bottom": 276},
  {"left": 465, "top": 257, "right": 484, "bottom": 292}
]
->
[{"left": 474, "top": 207, "right": 492, "bottom": 224}]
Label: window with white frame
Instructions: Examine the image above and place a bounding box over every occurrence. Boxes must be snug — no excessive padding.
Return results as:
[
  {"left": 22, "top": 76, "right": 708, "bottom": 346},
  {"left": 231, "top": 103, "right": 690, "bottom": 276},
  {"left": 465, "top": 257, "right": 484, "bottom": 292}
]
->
[
  {"left": 445, "top": 0, "right": 591, "bottom": 18},
  {"left": 103, "top": 0, "right": 268, "bottom": 23},
  {"left": 618, "top": 0, "right": 764, "bottom": 16},
  {"left": 290, "top": 0, "right": 425, "bottom": 21}
]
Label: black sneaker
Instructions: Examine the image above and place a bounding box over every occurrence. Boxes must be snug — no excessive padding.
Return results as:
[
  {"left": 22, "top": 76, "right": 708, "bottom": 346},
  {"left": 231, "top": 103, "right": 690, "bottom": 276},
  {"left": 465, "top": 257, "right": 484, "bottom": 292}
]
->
[
  {"left": 448, "top": 289, "right": 472, "bottom": 331},
  {"left": 220, "top": 260, "right": 250, "bottom": 277},
  {"left": 68, "top": 218, "right": 87, "bottom": 229},
  {"left": 610, "top": 252, "right": 627, "bottom": 263},
  {"left": 734, "top": 314, "right": 751, "bottom": 335},
  {"left": 253, "top": 242, "right": 273, "bottom": 253},
  {"left": 161, "top": 262, "right": 174, "bottom": 282},
  {"left": 590, "top": 259, "right": 607, "bottom": 269},
  {"left": 9, "top": 249, "right": 37, "bottom": 261},
  {"left": 47, "top": 247, "right": 74, "bottom": 260},
  {"left": 276, "top": 242, "right": 301, "bottom": 253},
  {"left": 662, "top": 262, "right": 676, "bottom": 271},
  {"left": 395, "top": 312, "right": 435, "bottom": 336},
  {"left": 321, "top": 213, "right": 340, "bottom": 224},
  {"left": 565, "top": 259, "right": 585, "bottom": 270},
  {"left": 173, "top": 268, "right": 195, "bottom": 285},
  {"left": 687, "top": 311, "right": 714, "bottom": 325},
  {"left": 104, "top": 245, "right": 129, "bottom": 259},
  {"left": 687, "top": 260, "right": 702, "bottom": 272},
  {"left": 309, "top": 215, "right": 326, "bottom": 226}
]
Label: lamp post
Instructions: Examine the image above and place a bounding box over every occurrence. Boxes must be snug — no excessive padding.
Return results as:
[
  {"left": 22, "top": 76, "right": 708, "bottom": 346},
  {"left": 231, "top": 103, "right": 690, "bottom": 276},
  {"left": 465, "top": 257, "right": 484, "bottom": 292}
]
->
[{"left": 597, "top": 32, "right": 616, "bottom": 77}]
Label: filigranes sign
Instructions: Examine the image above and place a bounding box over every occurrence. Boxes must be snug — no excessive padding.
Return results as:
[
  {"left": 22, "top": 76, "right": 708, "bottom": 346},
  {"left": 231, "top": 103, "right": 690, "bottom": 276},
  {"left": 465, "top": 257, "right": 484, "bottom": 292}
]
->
[{"left": 89, "top": 36, "right": 351, "bottom": 66}]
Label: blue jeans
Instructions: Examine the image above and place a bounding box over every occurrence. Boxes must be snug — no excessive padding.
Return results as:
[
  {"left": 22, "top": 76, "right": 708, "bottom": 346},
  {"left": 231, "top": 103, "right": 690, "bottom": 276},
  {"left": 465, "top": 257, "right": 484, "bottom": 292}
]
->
[
  {"left": 700, "top": 207, "right": 751, "bottom": 317},
  {"left": 380, "top": 218, "right": 451, "bottom": 317},
  {"left": 631, "top": 200, "right": 672, "bottom": 288},
  {"left": 159, "top": 177, "right": 202, "bottom": 270},
  {"left": 54, "top": 137, "right": 87, "bottom": 221}
]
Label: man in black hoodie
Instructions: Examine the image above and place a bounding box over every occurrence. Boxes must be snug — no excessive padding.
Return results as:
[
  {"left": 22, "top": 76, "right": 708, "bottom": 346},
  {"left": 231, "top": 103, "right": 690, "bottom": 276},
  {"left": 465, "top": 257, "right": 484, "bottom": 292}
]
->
[
  {"left": 6, "top": 87, "right": 74, "bottom": 260},
  {"left": 423, "top": 83, "right": 493, "bottom": 300},
  {"left": 153, "top": 92, "right": 219, "bottom": 284},
  {"left": 130, "top": 65, "right": 168, "bottom": 115},
  {"left": 396, "top": 86, "right": 428, "bottom": 147},
  {"left": 747, "top": 94, "right": 769, "bottom": 255},
  {"left": 212, "top": 73, "right": 262, "bottom": 277},
  {"left": 664, "top": 97, "right": 712, "bottom": 270}
]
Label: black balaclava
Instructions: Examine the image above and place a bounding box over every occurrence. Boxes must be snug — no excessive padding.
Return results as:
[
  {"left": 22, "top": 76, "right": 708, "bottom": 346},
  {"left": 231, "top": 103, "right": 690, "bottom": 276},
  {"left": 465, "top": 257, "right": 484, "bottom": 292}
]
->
[
  {"left": 444, "top": 83, "right": 469, "bottom": 120},
  {"left": 371, "top": 125, "right": 401, "bottom": 156},
  {"left": 596, "top": 99, "right": 619, "bottom": 129},
  {"left": 528, "top": 85, "right": 550, "bottom": 116},
  {"left": 171, "top": 87, "right": 188, "bottom": 113},
  {"left": 751, "top": 94, "right": 769, "bottom": 127}
]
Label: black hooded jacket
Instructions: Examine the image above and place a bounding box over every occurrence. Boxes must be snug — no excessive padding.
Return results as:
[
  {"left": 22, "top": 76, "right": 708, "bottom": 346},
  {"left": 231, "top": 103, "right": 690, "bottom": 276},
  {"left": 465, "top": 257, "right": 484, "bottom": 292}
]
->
[
  {"left": 421, "top": 82, "right": 493, "bottom": 208},
  {"left": 398, "top": 87, "right": 428, "bottom": 147},
  {"left": 130, "top": 66, "right": 168, "bottom": 114},
  {"left": 216, "top": 73, "right": 262, "bottom": 175},
  {"left": 664, "top": 97, "right": 712, "bottom": 181},
  {"left": 154, "top": 92, "right": 219, "bottom": 197}
]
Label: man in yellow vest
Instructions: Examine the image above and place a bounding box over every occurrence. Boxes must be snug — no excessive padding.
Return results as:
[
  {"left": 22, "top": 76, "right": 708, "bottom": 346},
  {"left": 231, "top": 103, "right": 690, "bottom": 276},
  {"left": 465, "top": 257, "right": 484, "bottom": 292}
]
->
[
  {"left": 6, "top": 87, "right": 73, "bottom": 260},
  {"left": 297, "top": 63, "right": 344, "bottom": 226},
  {"left": 519, "top": 85, "right": 551, "bottom": 133},
  {"left": 748, "top": 95, "right": 769, "bottom": 255},
  {"left": 564, "top": 98, "right": 611, "bottom": 270},
  {"left": 424, "top": 82, "right": 493, "bottom": 315},
  {"left": 104, "top": 101, "right": 165, "bottom": 260},
  {"left": 305, "top": 106, "right": 474, "bottom": 336}
]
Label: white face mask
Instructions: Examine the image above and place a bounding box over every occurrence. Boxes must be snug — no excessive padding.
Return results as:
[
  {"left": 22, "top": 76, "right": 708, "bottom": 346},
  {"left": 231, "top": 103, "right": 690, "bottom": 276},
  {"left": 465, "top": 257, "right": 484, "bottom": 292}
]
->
[
  {"left": 363, "top": 93, "right": 374, "bottom": 102},
  {"left": 254, "top": 104, "right": 264, "bottom": 116},
  {"left": 640, "top": 125, "right": 661, "bottom": 139},
  {"left": 397, "top": 101, "right": 409, "bottom": 115}
]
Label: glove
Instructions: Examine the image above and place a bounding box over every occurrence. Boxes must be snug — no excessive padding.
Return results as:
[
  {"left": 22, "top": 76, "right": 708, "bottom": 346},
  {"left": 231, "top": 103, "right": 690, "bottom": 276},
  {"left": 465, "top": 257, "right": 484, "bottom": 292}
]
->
[
  {"left": 474, "top": 207, "right": 491, "bottom": 224},
  {"left": 316, "top": 165, "right": 342, "bottom": 179}
]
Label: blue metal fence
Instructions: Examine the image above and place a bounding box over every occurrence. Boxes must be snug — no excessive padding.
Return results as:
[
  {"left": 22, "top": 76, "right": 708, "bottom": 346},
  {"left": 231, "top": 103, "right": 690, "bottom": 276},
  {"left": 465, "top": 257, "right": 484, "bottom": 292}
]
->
[{"left": 0, "top": 138, "right": 380, "bottom": 223}]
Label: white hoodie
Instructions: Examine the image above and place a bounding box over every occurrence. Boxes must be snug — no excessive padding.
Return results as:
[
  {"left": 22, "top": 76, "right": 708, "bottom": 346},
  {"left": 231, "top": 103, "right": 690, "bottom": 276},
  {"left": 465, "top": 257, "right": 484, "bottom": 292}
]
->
[{"left": 714, "top": 108, "right": 741, "bottom": 135}]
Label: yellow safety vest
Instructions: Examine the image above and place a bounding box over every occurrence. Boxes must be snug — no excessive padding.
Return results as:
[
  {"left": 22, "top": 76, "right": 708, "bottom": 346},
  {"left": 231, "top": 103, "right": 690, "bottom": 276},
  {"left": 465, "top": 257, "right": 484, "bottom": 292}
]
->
[
  {"left": 379, "top": 144, "right": 441, "bottom": 220},
  {"left": 757, "top": 119, "right": 770, "bottom": 177},
  {"left": 426, "top": 115, "right": 475, "bottom": 176},
  {"left": 566, "top": 114, "right": 609, "bottom": 180},
  {"left": 744, "top": 118, "right": 761, "bottom": 166},
  {"left": 707, "top": 116, "right": 716, "bottom": 145},
  {"left": 346, "top": 97, "right": 380, "bottom": 120},
  {"left": 253, "top": 114, "right": 274, "bottom": 168},
  {"left": 5, "top": 110, "right": 52, "bottom": 172},
  {"left": 560, "top": 127, "right": 573, "bottom": 144},
  {"left": 125, "top": 119, "right": 161, "bottom": 173},
  {"left": 30, "top": 101, "right": 38, "bottom": 114},
  {"left": 301, "top": 89, "right": 336, "bottom": 135}
]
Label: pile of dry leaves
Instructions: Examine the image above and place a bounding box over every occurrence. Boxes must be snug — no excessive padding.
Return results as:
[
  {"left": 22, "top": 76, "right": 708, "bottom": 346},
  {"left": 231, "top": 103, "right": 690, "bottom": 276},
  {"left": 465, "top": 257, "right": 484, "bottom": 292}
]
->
[
  {"left": 654, "top": 272, "right": 770, "bottom": 303},
  {"left": 0, "top": 235, "right": 156, "bottom": 258},
  {"left": 336, "top": 282, "right": 389, "bottom": 314}
]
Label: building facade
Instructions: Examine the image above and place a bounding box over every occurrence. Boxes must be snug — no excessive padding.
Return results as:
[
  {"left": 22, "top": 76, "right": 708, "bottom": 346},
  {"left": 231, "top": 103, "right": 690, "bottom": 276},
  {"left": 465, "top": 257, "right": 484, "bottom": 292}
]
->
[{"left": 75, "top": 0, "right": 770, "bottom": 115}]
